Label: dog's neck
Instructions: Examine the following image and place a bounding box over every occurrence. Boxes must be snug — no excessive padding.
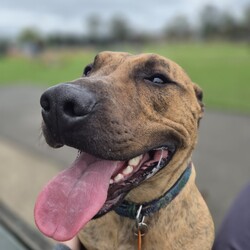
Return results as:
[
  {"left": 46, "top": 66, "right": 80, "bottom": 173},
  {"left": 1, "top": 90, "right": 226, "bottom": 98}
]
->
[{"left": 114, "top": 162, "right": 192, "bottom": 220}]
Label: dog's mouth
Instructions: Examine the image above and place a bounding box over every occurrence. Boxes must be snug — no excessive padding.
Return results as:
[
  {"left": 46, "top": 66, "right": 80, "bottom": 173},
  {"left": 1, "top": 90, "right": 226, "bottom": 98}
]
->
[
  {"left": 96, "top": 146, "right": 175, "bottom": 217},
  {"left": 34, "top": 146, "right": 175, "bottom": 241}
]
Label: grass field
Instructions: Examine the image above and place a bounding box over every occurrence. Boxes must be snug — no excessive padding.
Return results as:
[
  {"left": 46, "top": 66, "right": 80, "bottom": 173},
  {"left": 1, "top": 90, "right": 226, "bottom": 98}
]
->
[{"left": 0, "top": 43, "right": 250, "bottom": 114}]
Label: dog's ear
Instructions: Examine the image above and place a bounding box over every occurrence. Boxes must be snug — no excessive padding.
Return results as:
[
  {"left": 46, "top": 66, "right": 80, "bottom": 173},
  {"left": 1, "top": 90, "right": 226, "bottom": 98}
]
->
[{"left": 193, "top": 83, "right": 204, "bottom": 124}]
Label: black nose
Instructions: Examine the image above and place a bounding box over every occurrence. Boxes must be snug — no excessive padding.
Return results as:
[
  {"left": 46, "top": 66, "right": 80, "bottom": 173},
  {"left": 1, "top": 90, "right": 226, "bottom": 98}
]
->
[{"left": 40, "top": 83, "right": 96, "bottom": 133}]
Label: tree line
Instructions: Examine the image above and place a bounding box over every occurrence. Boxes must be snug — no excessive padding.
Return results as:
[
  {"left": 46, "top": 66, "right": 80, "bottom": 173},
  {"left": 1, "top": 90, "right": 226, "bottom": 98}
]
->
[{"left": 1, "top": 4, "right": 250, "bottom": 54}]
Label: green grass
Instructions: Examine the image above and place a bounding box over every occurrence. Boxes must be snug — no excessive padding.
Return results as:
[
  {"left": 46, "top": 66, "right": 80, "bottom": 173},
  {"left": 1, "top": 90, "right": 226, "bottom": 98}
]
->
[
  {"left": 0, "top": 50, "right": 95, "bottom": 85},
  {"left": 1, "top": 43, "right": 250, "bottom": 114}
]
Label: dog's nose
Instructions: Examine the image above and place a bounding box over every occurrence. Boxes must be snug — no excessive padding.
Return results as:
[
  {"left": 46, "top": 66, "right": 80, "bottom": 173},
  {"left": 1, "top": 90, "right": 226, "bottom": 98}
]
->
[{"left": 40, "top": 83, "right": 96, "bottom": 128}]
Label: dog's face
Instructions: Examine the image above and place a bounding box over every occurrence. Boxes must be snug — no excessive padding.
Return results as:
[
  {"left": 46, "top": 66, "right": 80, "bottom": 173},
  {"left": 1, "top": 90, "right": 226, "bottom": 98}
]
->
[
  {"left": 41, "top": 51, "right": 203, "bottom": 158},
  {"left": 36, "top": 51, "right": 203, "bottom": 241}
]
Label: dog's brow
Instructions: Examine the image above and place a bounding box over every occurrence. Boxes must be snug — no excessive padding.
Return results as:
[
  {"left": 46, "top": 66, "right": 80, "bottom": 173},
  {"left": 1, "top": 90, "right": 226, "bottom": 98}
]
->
[
  {"left": 131, "top": 57, "right": 170, "bottom": 77},
  {"left": 144, "top": 58, "right": 157, "bottom": 69},
  {"left": 142, "top": 57, "right": 170, "bottom": 71}
]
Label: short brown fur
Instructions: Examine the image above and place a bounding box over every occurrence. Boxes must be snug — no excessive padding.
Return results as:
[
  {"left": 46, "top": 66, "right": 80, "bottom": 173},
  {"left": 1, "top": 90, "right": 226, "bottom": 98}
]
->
[{"left": 43, "top": 51, "right": 214, "bottom": 249}]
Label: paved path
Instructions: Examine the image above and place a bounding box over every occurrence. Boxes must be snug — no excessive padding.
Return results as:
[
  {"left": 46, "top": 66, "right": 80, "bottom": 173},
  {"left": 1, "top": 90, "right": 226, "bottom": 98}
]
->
[{"left": 0, "top": 86, "right": 250, "bottom": 233}]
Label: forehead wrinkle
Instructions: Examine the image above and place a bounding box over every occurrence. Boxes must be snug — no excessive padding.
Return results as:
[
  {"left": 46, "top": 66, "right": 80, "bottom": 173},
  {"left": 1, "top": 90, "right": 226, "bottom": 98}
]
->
[
  {"left": 144, "top": 54, "right": 170, "bottom": 69},
  {"left": 130, "top": 55, "right": 171, "bottom": 77}
]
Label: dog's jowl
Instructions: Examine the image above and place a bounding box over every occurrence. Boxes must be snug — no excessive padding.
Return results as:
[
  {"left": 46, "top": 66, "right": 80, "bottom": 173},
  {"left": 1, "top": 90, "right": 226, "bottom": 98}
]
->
[{"left": 35, "top": 51, "right": 214, "bottom": 250}]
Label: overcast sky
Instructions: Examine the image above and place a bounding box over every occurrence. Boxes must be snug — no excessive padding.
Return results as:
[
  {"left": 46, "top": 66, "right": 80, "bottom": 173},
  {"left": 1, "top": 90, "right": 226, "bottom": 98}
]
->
[{"left": 0, "top": 0, "right": 249, "bottom": 38}]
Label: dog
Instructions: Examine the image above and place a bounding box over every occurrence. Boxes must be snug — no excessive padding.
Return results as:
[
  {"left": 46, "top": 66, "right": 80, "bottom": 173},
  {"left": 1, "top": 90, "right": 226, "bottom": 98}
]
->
[{"left": 35, "top": 51, "right": 214, "bottom": 249}]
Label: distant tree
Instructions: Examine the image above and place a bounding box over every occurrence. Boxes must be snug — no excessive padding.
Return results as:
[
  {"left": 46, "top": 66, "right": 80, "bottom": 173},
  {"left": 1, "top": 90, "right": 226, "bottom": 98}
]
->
[
  {"left": 243, "top": 5, "right": 250, "bottom": 26},
  {"left": 18, "top": 28, "right": 41, "bottom": 44},
  {"left": 0, "top": 39, "right": 9, "bottom": 57},
  {"left": 46, "top": 34, "right": 83, "bottom": 47},
  {"left": 242, "top": 5, "right": 250, "bottom": 41},
  {"left": 18, "top": 28, "right": 44, "bottom": 55},
  {"left": 46, "top": 34, "right": 64, "bottom": 46},
  {"left": 164, "top": 15, "right": 194, "bottom": 41},
  {"left": 109, "top": 16, "right": 131, "bottom": 42},
  {"left": 199, "top": 5, "right": 222, "bottom": 40},
  {"left": 87, "top": 14, "right": 101, "bottom": 43},
  {"left": 219, "top": 12, "right": 239, "bottom": 40}
]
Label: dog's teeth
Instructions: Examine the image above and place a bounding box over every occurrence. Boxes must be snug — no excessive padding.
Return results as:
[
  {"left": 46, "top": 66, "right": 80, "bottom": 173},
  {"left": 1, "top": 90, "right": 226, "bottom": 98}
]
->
[
  {"left": 122, "top": 165, "right": 133, "bottom": 175},
  {"left": 114, "top": 174, "right": 124, "bottom": 183},
  {"left": 128, "top": 155, "right": 143, "bottom": 166},
  {"left": 109, "top": 179, "right": 114, "bottom": 185}
]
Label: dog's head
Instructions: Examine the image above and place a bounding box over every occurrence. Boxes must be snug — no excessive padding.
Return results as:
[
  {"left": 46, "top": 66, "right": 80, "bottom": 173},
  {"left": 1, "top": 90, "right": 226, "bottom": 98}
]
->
[{"left": 35, "top": 51, "right": 204, "bottom": 241}]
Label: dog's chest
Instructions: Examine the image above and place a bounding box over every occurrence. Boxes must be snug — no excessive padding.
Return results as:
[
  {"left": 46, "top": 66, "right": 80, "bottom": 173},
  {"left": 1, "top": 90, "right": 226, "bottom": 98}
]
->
[
  {"left": 78, "top": 212, "right": 139, "bottom": 249},
  {"left": 78, "top": 210, "right": 175, "bottom": 250},
  {"left": 77, "top": 188, "right": 214, "bottom": 250}
]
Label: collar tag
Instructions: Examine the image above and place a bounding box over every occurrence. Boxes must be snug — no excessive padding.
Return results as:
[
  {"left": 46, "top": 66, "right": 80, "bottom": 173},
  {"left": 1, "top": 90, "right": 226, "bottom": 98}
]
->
[{"left": 133, "top": 205, "right": 148, "bottom": 237}]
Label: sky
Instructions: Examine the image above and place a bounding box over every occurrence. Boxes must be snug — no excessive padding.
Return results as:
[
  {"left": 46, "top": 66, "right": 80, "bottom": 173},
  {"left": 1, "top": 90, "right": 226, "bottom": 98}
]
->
[{"left": 0, "top": 0, "right": 249, "bottom": 38}]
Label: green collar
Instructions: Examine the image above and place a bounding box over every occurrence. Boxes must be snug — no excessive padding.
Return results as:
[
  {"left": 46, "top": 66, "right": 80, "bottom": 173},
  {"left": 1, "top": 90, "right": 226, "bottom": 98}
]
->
[{"left": 114, "top": 162, "right": 192, "bottom": 219}]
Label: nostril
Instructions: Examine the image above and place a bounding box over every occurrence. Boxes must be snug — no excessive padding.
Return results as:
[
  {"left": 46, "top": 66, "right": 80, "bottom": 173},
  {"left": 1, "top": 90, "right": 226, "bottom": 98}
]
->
[
  {"left": 63, "top": 101, "right": 76, "bottom": 117},
  {"left": 40, "top": 96, "right": 50, "bottom": 112},
  {"left": 63, "top": 99, "right": 94, "bottom": 117}
]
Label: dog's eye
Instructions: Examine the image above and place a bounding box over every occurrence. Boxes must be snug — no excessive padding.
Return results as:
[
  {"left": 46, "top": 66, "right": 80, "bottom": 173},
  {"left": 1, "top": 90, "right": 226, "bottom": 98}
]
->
[
  {"left": 151, "top": 77, "right": 164, "bottom": 84},
  {"left": 83, "top": 64, "right": 93, "bottom": 76},
  {"left": 145, "top": 74, "right": 170, "bottom": 85}
]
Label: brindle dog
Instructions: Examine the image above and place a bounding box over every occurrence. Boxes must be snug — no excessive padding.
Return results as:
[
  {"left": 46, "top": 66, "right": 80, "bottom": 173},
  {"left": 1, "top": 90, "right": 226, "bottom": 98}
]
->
[{"left": 35, "top": 52, "right": 214, "bottom": 249}]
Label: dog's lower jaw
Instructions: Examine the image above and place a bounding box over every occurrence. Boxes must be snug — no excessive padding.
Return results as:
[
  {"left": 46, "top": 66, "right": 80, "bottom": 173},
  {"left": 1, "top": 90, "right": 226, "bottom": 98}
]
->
[{"left": 78, "top": 160, "right": 214, "bottom": 250}]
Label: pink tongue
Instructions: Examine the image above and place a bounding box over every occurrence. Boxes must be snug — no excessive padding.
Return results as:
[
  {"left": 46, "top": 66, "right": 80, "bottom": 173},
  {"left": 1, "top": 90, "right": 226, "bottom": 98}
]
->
[{"left": 34, "top": 152, "right": 122, "bottom": 241}]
